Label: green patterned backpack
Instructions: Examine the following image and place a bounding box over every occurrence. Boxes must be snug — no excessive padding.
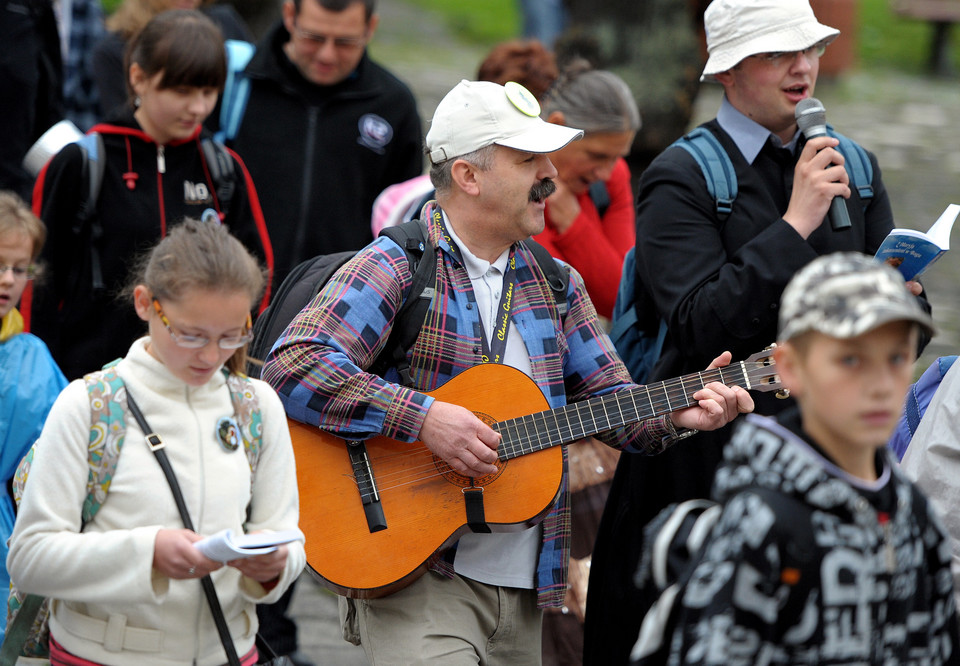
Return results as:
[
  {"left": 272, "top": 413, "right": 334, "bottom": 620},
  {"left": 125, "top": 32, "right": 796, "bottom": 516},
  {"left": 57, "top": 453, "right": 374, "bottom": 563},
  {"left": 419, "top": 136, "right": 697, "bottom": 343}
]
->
[{"left": 0, "top": 361, "right": 262, "bottom": 663}]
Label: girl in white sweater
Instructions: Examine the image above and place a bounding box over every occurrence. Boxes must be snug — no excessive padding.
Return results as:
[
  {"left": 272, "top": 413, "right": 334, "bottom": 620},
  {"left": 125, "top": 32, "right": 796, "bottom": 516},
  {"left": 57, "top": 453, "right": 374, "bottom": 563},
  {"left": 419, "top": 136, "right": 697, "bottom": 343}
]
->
[{"left": 8, "top": 218, "right": 304, "bottom": 665}]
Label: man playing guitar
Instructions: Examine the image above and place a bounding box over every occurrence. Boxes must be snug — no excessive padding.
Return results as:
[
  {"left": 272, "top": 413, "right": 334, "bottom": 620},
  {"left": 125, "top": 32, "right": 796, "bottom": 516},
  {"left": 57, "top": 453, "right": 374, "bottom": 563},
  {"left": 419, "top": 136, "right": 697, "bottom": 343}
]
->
[{"left": 262, "top": 79, "right": 755, "bottom": 665}]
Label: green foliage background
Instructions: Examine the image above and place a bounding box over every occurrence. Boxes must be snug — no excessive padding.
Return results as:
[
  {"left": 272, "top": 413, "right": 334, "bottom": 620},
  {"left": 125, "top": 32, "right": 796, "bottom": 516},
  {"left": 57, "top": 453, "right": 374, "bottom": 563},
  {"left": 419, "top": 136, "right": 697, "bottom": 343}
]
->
[
  {"left": 858, "top": 0, "right": 950, "bottom": 73},
  {"left": 100, "top": 0, "right": 959, "bottom": 76},
  {"left": 404, "top": 0, "right": 520, "bottom": 45},
  {"left": 406, "top": 0, "right": 957, "bottom": 76}
]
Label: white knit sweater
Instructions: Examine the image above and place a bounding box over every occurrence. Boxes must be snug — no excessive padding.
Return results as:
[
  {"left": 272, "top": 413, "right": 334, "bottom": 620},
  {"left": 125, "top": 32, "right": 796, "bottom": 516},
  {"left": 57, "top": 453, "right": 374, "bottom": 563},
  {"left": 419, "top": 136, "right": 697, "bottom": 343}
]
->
[{"left": 8, "top": 338, "right": 305, "bottom": 665}]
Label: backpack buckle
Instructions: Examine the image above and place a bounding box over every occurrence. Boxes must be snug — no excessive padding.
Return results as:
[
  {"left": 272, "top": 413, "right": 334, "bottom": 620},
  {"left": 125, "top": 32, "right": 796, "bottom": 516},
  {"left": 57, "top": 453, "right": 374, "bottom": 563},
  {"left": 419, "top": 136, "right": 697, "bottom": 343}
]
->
[{"left": 144, "top": 433, "right": 165, "bottom": 451}]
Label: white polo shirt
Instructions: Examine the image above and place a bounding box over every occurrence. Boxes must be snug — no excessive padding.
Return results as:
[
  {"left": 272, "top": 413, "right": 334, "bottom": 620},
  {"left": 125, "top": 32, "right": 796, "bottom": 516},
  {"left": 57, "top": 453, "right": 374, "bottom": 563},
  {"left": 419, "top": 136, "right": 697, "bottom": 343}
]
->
[{"left": 444, "top": 218, "right": 539, "bottom": 590}]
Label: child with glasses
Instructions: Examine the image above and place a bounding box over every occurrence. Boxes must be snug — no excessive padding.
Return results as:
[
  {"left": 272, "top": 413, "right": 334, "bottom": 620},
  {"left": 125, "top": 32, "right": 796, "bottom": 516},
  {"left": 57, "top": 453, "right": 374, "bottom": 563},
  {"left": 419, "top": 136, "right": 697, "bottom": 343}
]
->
[
  {"left": 0, "top": 191, "right": 67, "bottom": 644},
  {"left": 7, "top": 218, "right": 304, "bottom": 665}
]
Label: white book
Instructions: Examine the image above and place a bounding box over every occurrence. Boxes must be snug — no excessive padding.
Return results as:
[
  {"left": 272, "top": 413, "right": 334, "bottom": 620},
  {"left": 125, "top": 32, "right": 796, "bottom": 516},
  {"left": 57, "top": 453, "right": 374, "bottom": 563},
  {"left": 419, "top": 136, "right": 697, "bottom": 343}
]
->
[{"left": 194, "top": 528, "right": 302, "bottom": 562}]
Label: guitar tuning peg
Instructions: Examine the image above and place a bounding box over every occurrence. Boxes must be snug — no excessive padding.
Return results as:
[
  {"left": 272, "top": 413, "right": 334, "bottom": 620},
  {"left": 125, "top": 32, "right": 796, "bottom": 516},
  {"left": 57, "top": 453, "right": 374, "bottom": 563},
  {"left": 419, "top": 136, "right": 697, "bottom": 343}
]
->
[{"left": 776, "top": 388, "right": 790, "bottom": 399}]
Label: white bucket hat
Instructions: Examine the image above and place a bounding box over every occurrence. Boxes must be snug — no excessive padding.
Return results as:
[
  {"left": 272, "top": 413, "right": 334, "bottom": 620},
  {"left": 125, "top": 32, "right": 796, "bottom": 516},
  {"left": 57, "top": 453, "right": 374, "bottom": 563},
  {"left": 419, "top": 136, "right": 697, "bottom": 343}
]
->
[
  {"left": 426, "top": 79, "right": 583, "bottom": 164},
  {"left": 700, "top": 0, "right": 840, "bottom": 82}
]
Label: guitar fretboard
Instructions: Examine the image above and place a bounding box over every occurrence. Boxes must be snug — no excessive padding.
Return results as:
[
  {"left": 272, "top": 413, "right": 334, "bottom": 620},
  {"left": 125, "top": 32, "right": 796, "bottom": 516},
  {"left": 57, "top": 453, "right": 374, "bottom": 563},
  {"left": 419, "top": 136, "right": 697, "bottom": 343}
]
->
[{"left": 495, "top": 363, "right": 750, "bottom": 460}]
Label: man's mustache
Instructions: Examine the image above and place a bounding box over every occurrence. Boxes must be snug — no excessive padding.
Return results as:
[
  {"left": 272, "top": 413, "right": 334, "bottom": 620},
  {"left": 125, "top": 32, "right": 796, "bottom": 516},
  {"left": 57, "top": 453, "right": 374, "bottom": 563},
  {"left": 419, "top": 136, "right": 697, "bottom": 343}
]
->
[{"left": 529, "top": 178, "right": 557, "bottom": 203}]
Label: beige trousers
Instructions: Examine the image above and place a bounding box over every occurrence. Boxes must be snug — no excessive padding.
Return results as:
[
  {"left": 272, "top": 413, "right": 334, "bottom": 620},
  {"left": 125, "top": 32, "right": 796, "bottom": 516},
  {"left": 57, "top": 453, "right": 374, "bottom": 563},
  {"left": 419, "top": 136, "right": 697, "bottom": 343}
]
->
[{"left": 340, "top": 570, "right": 542, "bottom": 665}]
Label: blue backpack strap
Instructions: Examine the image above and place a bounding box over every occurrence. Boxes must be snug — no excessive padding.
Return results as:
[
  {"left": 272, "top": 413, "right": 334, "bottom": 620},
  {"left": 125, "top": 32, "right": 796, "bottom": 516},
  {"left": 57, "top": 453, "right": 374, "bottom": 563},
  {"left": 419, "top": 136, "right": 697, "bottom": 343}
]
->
[
  {"left": 217, "top": 39, "right": 256, "bottom": 143},
  {"left": 74, "top": 132, "right": 107, "bottom": 291},
  {"left": 610, "top": 246, "right": 641, "bottom": 335},
  {"left": 905, "top": 355, "right": 958, "bottom": 436},
  {"left": 827, "top": 126, "right": 874, "bottom": 204},
  {"left": 670, "top": 127, "right": 737, "bottom": 220},
  {"left": 609, "top": 247, "right": 668, "bottom": 385},
  {"left": 588, "top": 180, "right": 611, "bottom": 218}
]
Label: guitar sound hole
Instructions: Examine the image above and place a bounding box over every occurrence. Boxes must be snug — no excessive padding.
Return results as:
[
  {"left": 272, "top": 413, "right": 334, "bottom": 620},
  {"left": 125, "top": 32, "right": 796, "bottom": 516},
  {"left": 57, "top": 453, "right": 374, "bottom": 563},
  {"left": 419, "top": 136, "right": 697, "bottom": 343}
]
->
[
  {"left": 433, "top": 410, "right": 505, "bottom": 487},
  {"left": 433, "top": 457, "right": 506, "bottom": 488}
]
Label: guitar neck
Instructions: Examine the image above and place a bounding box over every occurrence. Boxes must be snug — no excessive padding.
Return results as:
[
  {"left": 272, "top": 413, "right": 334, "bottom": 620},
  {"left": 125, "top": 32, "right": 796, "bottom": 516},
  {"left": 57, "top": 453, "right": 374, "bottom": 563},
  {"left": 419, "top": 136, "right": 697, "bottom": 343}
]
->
[{"left": 495, "top": 363, "right": 748, "bottom": 461}]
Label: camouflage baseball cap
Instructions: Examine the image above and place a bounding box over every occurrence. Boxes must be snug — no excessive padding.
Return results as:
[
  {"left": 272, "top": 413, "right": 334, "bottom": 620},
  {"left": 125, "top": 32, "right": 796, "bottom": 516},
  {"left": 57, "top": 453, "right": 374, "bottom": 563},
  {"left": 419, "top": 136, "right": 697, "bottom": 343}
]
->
[{"left": 778, "top": 252, "right": 935, "bottom": 342}]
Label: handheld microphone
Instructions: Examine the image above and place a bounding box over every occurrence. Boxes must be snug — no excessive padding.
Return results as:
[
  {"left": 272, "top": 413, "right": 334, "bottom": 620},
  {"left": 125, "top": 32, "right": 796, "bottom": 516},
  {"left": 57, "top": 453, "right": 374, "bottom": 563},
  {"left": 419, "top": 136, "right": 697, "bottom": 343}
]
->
[{"left": 794, "top": 97, "right": 851, "bottom": 231}]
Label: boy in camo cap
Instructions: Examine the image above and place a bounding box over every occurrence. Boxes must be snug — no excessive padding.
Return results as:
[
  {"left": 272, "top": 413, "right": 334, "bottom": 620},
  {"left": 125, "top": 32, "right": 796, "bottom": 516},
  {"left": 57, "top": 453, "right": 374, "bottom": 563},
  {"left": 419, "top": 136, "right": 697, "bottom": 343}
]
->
[{"left": 656, "top": 252, "right": 958, "bottom": 664}]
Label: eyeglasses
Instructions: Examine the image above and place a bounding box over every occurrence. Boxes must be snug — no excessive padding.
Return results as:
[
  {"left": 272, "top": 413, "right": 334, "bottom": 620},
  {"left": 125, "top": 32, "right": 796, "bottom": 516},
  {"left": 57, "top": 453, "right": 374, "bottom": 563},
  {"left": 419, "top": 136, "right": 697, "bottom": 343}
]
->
[
  {"left": 752, "top": 43, "right": 827, "bottom": 66},
  {"left": 0, "top": 264, "right": 36, "bottom": 281},
  {"left": 292, "top": 23, "right": 367, "bottom": 51},
  {"left": 152, "top": 299, "right": 253, "bottom": 349}
]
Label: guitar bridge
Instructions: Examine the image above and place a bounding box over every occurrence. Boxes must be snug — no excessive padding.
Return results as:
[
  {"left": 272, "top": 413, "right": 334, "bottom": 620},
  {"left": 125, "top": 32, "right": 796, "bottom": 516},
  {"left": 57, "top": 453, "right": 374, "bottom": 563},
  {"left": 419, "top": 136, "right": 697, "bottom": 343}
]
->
[{"left": 347, "top": 440, "right": 387, "bottom": 533}]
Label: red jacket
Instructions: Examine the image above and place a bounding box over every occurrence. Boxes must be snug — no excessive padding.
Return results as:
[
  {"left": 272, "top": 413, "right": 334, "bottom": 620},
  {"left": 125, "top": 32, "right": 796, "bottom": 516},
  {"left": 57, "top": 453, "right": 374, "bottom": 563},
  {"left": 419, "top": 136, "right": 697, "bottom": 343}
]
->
[{"left": 534, "top": 158, "right": 635, "bottom": 319}]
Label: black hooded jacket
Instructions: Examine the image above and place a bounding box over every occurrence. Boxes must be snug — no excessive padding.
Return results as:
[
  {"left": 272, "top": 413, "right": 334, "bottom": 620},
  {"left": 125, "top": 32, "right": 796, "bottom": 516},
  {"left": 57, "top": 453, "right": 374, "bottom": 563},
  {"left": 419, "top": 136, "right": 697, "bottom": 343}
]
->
[
  {"left": 222, "top": 21, "right": 423, "bottom": 292},
  {"left": 663, "top": 411, "right": 960, "bottom": 664},
  {"left": 30, "top": 111, "right": 273, "bottom": 380}
]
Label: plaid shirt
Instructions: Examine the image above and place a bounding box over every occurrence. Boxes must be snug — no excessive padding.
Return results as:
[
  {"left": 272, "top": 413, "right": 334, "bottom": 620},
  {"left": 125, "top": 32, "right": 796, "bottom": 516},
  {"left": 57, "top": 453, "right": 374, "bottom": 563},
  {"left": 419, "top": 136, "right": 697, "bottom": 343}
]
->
[
  {"left": 262, "top": 202, "right": 675, "bottom": 607},
  {"left": 60, "top": 0, "right": 104, "bottom": 131}
]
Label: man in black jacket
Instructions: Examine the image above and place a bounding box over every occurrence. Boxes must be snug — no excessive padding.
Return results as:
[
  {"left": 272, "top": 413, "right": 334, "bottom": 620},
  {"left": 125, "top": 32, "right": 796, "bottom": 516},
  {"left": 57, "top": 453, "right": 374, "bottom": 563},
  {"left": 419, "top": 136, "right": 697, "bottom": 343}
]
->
[
  {"left": 583, "top": 0, "right": 930, "bottom": 663},
  {"left": 0, "top": 0, "right": 63, "bottom": 201},
  {"left": 225, "top": 0, "right": 423, "bottom": 294}
]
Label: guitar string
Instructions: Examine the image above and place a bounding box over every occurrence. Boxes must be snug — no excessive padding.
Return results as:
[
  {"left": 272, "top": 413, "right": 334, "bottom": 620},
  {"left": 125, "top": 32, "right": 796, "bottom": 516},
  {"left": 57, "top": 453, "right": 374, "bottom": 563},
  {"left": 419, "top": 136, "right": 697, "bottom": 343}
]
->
[
  {"left": 354, "top": 362, "right": 779, "bottom": 483},
  {"left": 498, "top": 363, "right": 777, "bottom": 458},
  {"left": 347, "top": 361, "right": 778, "bottom": 492}
]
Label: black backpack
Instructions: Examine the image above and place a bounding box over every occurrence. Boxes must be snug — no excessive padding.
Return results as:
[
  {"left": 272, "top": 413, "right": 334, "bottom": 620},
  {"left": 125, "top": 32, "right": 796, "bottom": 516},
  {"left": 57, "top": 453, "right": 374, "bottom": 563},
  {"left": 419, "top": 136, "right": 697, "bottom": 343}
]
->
[
  {"left": 630, "top": 487, "right": 813, "bottom": 665},
  {"left": 248, "top": 217, "right": 569, "bottom": 385}
]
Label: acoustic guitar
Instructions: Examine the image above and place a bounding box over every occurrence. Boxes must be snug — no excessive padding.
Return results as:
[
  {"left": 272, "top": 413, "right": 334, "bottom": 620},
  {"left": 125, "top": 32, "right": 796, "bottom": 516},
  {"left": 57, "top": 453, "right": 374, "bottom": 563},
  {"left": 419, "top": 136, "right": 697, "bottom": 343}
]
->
[{"left": 289, "top": 348, "right": 782, "bottom": 598}]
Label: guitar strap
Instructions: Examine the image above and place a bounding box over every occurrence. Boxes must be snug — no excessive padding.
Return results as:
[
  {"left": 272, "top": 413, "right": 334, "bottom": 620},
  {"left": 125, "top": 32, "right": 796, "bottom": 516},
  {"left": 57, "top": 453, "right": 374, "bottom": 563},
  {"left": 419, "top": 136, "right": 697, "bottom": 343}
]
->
[{"left": 463, "top": 487, "right": 491, "bottom": 534}]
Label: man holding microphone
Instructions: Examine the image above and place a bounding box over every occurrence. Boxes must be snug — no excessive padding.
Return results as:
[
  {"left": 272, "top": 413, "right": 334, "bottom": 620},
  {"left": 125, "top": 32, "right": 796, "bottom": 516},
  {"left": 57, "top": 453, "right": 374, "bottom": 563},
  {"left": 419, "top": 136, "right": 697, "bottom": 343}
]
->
[{"left": 585, "top": 1, "right": 929, "bottom": 663}]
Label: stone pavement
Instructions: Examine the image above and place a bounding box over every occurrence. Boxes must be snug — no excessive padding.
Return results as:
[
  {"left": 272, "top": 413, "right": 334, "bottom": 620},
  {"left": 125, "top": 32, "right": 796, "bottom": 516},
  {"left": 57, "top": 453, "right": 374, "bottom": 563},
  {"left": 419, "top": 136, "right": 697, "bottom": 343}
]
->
[{"left": 287, "top": 3, "right": 960, "bottom": 663}]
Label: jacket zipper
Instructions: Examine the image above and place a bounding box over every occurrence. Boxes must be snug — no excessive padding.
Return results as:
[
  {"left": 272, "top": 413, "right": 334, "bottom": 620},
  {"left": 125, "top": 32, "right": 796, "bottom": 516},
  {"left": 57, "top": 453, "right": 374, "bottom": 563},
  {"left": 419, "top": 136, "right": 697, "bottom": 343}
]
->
[{"left": 290, "top": 108, "right": 318, "bottom": 267}]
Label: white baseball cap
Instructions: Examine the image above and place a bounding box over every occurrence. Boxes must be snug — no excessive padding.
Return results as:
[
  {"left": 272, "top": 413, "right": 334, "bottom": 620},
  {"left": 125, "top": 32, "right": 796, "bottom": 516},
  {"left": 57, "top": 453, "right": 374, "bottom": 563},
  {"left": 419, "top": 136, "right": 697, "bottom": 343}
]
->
[
  {"left": 700, "top": 0, "right": 839, "bottom": 82},
  {"left": 426, "top": 79, "right": 583, "bottom": 164}
]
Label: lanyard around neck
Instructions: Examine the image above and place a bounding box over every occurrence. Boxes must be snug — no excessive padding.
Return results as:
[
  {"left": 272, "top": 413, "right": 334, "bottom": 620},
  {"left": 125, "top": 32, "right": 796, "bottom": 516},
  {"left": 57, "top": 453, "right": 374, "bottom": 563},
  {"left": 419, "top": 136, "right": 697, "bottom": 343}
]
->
[{"left": 431, "top": 207, "right": 518, "bottom": 365}]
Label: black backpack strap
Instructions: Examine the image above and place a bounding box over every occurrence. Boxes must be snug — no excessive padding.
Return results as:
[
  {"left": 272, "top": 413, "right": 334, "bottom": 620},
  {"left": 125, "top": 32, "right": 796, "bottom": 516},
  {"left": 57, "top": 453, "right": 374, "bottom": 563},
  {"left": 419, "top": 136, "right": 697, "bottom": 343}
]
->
[
  {"left": 370, "top": 218, "right": 437, "bottom": 386},
  {"left": 521, "top": 237, "right": 569, "bottom": 318},
  {"left": 746, "top": 486, "right": 816, "bottom": 634},
  {"left": 246, "top": 250, "right": 357, "bottom": 372}
]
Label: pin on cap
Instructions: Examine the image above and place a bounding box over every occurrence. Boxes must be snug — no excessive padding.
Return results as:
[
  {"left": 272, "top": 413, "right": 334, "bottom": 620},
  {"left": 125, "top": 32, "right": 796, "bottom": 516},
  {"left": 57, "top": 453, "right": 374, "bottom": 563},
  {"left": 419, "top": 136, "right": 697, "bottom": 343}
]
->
[{"left": 504, "top": 81, "right": 540, "bottom": 117}]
